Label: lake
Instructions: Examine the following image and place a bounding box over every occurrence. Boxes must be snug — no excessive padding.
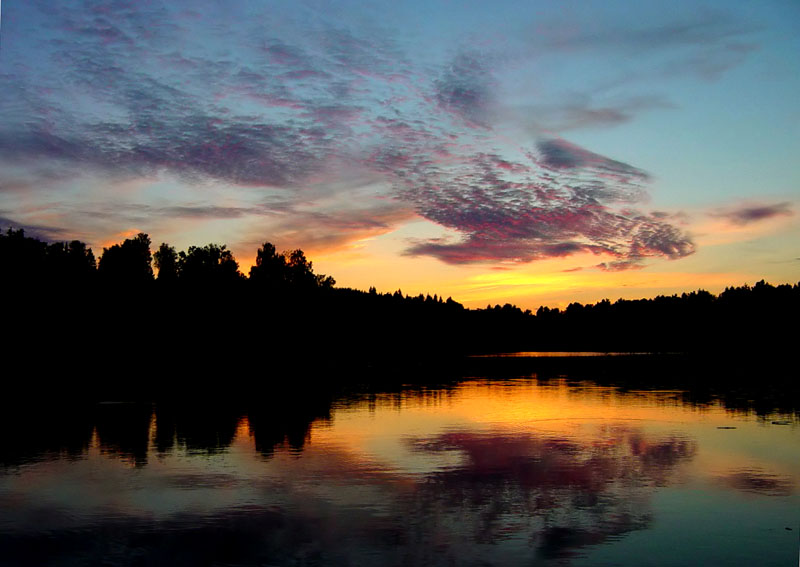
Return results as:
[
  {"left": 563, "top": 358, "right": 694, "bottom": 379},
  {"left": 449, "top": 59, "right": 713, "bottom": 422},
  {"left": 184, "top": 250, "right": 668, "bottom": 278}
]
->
[{"left": 1, "top": 369, "right": 797, "bottom": 566}]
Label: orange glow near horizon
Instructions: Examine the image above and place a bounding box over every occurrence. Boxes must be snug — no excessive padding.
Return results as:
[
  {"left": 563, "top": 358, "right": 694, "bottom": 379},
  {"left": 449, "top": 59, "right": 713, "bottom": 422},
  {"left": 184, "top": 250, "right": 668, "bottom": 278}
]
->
[
  {"left": 52, "top": 194, "right": 798, "bottom": 311},
  {"left": 99, "top": 228, "right": 144, "bottom": 250}
]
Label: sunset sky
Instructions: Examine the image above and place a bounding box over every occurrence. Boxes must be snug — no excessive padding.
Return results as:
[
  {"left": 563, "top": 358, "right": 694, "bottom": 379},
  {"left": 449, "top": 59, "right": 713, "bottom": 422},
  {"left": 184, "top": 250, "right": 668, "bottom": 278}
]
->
[{"left": 1, "top": 0, "right": 798, "bottom": 308}]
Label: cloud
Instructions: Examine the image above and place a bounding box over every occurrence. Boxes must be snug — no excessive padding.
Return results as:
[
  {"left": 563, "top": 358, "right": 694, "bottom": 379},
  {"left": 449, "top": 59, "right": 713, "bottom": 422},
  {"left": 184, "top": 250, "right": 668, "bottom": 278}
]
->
[
  {"left": 514, "top": 95, "right": 674, "bottom": 132},
  {"left": 535, "top": 138, "right": 648, "bottom": 181},
  {"left": 516, "top": 11, "right": 759, "bottom": 120},
  {"left": 259, "top": 201, "right": 417, "bottom": 253},
  {"left": 712, "top": 202, "right": 793, "bottom": 226},
  {"left": 435, "top": 51, "right": 496, "bottom": 127},
  {"left": 407, "top": 236, "right": 605, "bottom": 265},
  {"left": 0, "top": 1, "right": 698, "bottom": 268},
  {"left": 401, "top": 140, "right": 692, "bottom": 267},
  {"left": 664, "top": 42, "right": 757, "bottom": 81},
  {"left": 541, "top": 14, "right": 755, "bottom": 52},
  {"left": 0, "top": 215, "right": 71, "bottom": 241}
]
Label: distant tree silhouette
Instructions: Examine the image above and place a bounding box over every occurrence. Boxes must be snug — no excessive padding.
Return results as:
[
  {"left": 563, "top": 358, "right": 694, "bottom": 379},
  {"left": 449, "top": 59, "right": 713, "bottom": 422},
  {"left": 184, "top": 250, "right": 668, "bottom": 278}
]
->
[
  {"left": 1, "top": 228, "right": 46, "bottom": 285},
  {"left": 153, "top": 243, "right": 178, "bottom": 283},
  {"left": 46, "top": 240, "right": 96, "bottom": 284},
  {"left": 0, "top": 229, "right": 97, "bottom": 287},
  {"left": 249, "top": 242, "right": 335, "bottom": 292},
  {"left": 98, "top": 233, "right": 153, "bottom": 285},
  {"left": 249, "top": 242, "right": 287, "bottom": 291},
  {"left": 3, "top": 225, "right": 799, "bottom": 371},
  {"left": 178, "top": 243, "right": 243, "bottom": 285},
  {"left": 286, "top": 248, "right": 327, "bottom": 290},
  {"left": 316, "top": 274, "right": 336, "bottom": 289}
]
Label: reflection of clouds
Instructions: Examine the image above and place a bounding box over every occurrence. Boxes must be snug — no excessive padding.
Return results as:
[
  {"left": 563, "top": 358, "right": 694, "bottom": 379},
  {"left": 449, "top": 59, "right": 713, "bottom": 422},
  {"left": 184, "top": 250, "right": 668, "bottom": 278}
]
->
[
  {"left": 716, "top": 469, "right": 794, "bottom": 496},
  {"left": 408, "top": 427, "right": 696, "bottom": 558},
  {"left": 411, "top": 427, "right": 696, "bottom": 488},
  {"left": 0, "top": 418, "right": 698, "bottom": 564},
  {"left": 7, "top": 382, "right": 800, "bottom": 565}
]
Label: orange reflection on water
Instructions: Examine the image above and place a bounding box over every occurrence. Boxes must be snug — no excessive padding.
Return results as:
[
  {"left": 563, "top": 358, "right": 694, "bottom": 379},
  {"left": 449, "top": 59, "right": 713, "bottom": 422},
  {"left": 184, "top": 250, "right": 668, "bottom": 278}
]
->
[
  {"left": 234, "top": 416, "right": 251, "bottom": 441},
  {"left": 1, "top": 380, "right": 797, "bottom": 567},
  {"left": 310, "top": 380, "right": 799, "bottom": 483},
  {"left": 470, "top": 352, "right": 651, "bottom": 357}
]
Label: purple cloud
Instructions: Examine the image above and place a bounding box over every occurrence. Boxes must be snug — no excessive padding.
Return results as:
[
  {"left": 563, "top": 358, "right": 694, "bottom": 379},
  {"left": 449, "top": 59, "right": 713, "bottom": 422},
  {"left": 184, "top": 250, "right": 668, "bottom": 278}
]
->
[
  {"left": 537, "top": 14, "right": 756, "bottom": 53},
  {"left": 409, "top": 428, "right": 695, "bottom": 558},
  {"left": 0, "top": 1, "right": 699, "bottom": 268},
  {"left": 236, "top": 201, "right": 416, "bottom": 254},
  {"left": 0, "top": 215, "right": 71, "bottom": 241},
  {"left": 535, "top": 138, "right": 648, "bottom": 182},
  {"left": 399, "top": 140, "right": 692, "bottom": 267},
  {"left": 435, "top": 51, "right": 496, "bottom": 127},
  {"left": 516, "top": 95, "right": 674, "bottom": 132},
  {"left": 713, "top": 202, "right": 793, "bottom": 226}
]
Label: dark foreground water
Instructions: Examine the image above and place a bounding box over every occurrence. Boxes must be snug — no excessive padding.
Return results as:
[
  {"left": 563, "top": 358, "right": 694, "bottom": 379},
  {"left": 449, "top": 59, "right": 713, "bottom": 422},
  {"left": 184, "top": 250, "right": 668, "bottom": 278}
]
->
[{"left": 1, "top": 374, "right": 798, "bottom": 566}]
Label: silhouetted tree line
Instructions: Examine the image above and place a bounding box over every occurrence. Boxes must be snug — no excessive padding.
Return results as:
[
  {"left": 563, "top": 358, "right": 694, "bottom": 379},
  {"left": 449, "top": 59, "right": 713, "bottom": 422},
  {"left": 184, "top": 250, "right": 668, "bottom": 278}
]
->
[{"left": 2, "top": 227, "right": 798, "bottom": 387}]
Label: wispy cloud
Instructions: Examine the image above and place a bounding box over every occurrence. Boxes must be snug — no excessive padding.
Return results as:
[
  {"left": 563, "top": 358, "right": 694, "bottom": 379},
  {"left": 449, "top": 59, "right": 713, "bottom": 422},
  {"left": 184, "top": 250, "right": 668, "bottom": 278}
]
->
[
  {"left": 711, "top": 202, "right": 793, "bottom": 226},
  {"left": 435, "top": 50, "right": 497, "bottom": 127},
  {"left": 0, "top": 215, "right": 71, "bottom": 241},
  {"left": 401, "top": 141, "right": 693, "bottom": 268},
  {"left": 511, "top": 95, "right": 674, "bottom": 132},
  {"left": 535, "top": 13, "right": 757, "bottom": 53},
  {"left": 0, "top": 0, "right": 723, "bottom": 268}
]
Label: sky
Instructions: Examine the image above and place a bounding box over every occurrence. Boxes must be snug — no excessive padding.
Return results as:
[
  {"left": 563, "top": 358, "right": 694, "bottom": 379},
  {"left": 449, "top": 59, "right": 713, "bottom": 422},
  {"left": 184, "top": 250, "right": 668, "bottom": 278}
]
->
[{"left": 1, "top": 0, "right": 798, "bottom": 308}]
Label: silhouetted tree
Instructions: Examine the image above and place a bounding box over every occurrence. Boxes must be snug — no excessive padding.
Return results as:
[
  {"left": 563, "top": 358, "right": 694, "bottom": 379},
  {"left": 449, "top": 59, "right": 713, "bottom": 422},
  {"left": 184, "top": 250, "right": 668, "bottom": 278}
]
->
[
  {"left": 178, "top": 243, "right": 243, "bottom": 285},
  {"left": 316, "top": 274, "right": 336, "bottom": 289},
  {"left": 45, "top": 240, "right": 96, "bottom": 284},
  {"left": 0, "top": 229, "right": 99, "bottom": 287},
  {"left": 249, "top": 242, "right": 287, "bottom": 291},
  {"left": 153, "top": 242, "right": 178, "bottom": 282},
  {"left": 285, "top": 249, "right": 318, "bottom": 290},
  {"left": 3, "top": 223, "right": 799, "bottom": 369},
  {"left": 0, "top": 228, "right": 48, "bottom": 285},
  {"left": 249, "top": 242, "right": 335, "bottom": 293},
  {"left": 98, "top": 233, "right": 153, "bottom": 285}
]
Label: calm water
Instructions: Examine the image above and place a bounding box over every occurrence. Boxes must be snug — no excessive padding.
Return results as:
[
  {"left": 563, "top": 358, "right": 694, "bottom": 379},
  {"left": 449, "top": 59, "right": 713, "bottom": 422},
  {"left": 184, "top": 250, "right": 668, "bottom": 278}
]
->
[{"left": 1, "top": 377, "right": 798, "bottom": 566}]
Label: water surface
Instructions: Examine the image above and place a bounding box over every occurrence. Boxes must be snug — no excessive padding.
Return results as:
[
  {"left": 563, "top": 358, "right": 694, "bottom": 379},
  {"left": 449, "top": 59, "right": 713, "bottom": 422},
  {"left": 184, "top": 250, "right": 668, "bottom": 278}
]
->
[{"left": 1, "top": 377, "right": 797, "bottom": 566}]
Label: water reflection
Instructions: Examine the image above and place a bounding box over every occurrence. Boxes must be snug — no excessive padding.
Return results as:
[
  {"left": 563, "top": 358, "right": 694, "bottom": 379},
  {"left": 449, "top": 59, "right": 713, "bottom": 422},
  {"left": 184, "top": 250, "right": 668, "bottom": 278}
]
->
[
  {"left": 0, "top": 396, "right": 333, "bottom": 470},
  {"left": 95, "top": 402, "right": 153, "bottom": 466},
  {"left": 716, "top": 468, "right": 795, "bottom": 496},
  {"left": 0, "top": 379, "right": 797, "bottom": 566},
  {"left": 408, "top": 427, "right": 695, "bottom": 559}
]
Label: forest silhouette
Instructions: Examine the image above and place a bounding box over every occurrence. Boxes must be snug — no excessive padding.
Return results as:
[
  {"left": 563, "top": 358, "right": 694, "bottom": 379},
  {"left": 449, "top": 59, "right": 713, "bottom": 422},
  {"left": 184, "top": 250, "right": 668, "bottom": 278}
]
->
[{"left": 2, "top": 228, "right": 797, "bottom": 395}]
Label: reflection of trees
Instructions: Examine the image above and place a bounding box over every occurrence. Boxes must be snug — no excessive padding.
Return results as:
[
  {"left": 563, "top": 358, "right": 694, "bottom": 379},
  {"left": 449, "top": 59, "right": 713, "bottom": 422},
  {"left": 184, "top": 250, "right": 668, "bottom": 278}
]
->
[
  {"left": 0, "top": 402, "right": 95, "bottom": 468},
  {"left": 0, "top": 399, "right": 333, "bottom": 468},
  {"left": 94, "top": 403, "right": 154, "bottom": 467},
  {"left": 247, "top": 394, "right": 333, "bottom": 458},
  {"left": 153, "top": 403, "right": 242, "bottom": 456},
  {"left": 407, "top": 427, "right": 696, "bottom": 560},
  {"left": 8, "top": 397, "right": 795, "bottom": 567}
]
